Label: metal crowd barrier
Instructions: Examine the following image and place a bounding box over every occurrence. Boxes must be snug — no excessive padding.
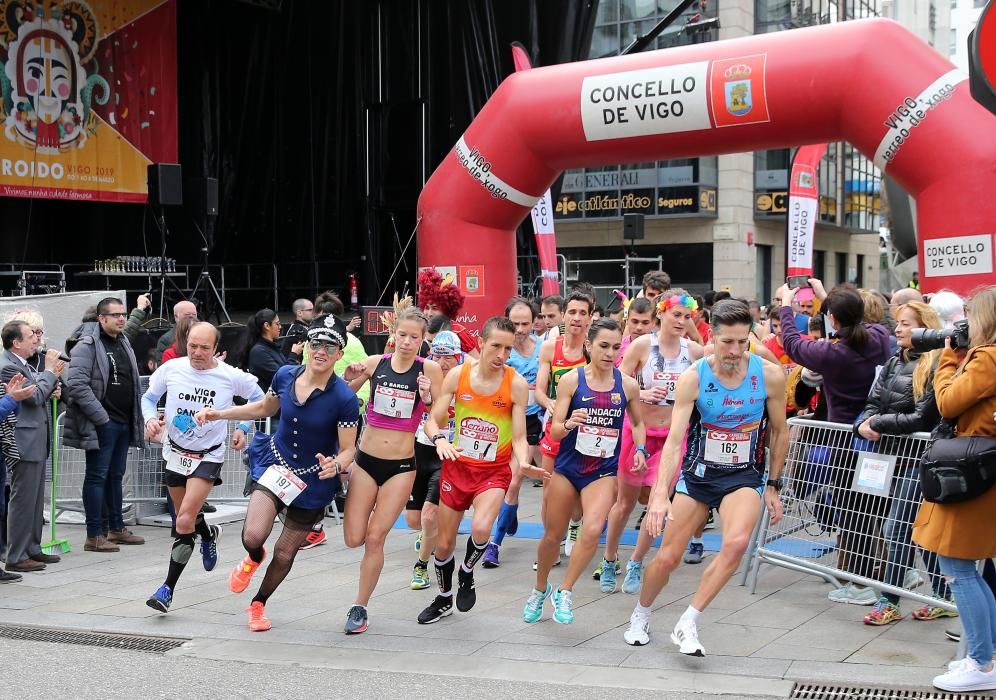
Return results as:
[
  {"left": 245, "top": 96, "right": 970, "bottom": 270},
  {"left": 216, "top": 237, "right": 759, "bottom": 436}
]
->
[
  {"left": 741, "top": 417, "right": 954, "bottom": 613},
  {"left": 51, "top": 414, "right": 342, "bottom": 526}
]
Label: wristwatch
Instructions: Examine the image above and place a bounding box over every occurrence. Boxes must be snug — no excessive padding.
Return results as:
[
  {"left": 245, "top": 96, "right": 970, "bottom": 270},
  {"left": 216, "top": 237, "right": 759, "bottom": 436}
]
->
[
  {"left": 766, "top": 478, "right": 784, "bottom": 491},
  {"left": 431, "top": 433, "right": 448, "bottom": 443},
  {"left": 635, "top": 444, "right": 650, "bottom": 458}
]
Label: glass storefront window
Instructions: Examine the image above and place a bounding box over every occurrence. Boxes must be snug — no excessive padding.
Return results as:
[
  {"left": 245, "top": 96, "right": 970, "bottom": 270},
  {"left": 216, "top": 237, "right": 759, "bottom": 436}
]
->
[{"left": 556, "top": 0, "right": 720, "bottom": 221}]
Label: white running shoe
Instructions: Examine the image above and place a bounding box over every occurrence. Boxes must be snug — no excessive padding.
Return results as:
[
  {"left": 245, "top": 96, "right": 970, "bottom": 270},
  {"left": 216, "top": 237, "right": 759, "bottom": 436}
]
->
[
  {"left": 671, "top": 618, "right": 705, "bottom": 657},
  {"left": 623, "top": 609, "right": 651, "bottom": 646},
  {"left": 934, "top": 657, "right": 996, "bottom": 692},
  {"left": 563, "top": 522, "right": 580, "bottom": 557}
]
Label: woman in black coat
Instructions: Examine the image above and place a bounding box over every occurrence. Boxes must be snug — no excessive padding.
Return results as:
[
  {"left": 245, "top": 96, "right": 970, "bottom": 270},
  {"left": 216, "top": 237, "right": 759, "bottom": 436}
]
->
[{"left": 853, "top": 301, "right": 950, "bottom": 626}]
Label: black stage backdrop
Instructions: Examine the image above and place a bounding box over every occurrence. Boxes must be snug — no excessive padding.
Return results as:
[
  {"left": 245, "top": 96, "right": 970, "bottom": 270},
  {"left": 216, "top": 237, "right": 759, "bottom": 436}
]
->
[{"left": 0, "top": 0, "right": 596, "bottom": 314}]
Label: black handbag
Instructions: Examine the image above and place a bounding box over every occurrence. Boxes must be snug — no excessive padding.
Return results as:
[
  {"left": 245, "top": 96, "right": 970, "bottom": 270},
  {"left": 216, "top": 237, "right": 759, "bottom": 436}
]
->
[{"left": 919, "top": 419, "right": 996, "bottom": 504}]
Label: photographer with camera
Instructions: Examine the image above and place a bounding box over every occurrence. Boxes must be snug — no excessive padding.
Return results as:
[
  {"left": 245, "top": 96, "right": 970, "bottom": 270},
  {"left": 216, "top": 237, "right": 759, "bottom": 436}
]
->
[
  {"left": 913, "top": 286, "right": 996, "bottom": 693},
  {"left": 853, "top": 301, "right": 950, "bottom": 627}
]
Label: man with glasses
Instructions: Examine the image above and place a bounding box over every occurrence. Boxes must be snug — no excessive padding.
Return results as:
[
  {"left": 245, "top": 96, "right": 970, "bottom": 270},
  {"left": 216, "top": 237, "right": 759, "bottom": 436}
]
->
[
  {"left": 65, "top": 298, "right": 147, "bottom": 553},
  {"left": 1, "top": 320, "right": 64, "bottom": 575},
  {"left": 281, "top": 299, "right": 315, "bottom": 358}
]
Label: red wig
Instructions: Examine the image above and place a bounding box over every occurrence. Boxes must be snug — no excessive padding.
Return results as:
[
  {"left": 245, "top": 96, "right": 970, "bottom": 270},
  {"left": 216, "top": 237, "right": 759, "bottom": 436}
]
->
[{"left": 416, "top": 268, "right": 465, "bottom": 320}]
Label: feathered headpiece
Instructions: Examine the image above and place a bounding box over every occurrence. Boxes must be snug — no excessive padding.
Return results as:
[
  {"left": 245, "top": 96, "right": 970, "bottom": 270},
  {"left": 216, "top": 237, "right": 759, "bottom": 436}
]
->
[{"left": 416, "top": 268, "right": 465, "bottom": 320}]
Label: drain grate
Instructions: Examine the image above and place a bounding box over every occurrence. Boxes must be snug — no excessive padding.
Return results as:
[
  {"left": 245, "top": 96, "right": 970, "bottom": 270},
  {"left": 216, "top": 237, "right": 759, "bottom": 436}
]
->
[
  {"left": 792, "top": 684, "right": 993, "bottom": 700},
  {"left": 0, "top": 624, "right": 188, "bottom": 654}
]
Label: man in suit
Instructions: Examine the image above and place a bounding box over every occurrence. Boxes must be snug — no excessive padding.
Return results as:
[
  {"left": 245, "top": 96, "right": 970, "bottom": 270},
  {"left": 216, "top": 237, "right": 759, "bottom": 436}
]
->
[{"left": 0, "top": 320, "right": 64, "bottom": 573}]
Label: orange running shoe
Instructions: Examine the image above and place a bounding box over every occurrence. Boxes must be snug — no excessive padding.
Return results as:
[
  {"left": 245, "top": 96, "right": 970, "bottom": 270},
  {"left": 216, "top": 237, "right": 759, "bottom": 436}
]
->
[
  {"left": 229, "top": 549, "right": 265, "bottom": 593},
  {"left": 299, "top": 529, "right": 327, "bottom": 550},
  {"left": 246, "top": 601, "right": 271, "bottom": 632}
]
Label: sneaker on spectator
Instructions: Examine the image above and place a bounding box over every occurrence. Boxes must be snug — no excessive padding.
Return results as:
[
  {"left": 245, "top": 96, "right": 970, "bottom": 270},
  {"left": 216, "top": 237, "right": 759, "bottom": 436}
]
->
[
  {"left": 828, "top": 582, "right": 878, "bottom": 605},
  {"left": 863, "top": 597, "right": 903, "bottom": 626},
  {"left": 913, "top": 600, "right": 958, "bottom": 621},
  {"left": 933, "top": 657, "right": 996, "bottom": 693},
  {"left": 903, "top": 569, "right": 924, "bottom": 589}
]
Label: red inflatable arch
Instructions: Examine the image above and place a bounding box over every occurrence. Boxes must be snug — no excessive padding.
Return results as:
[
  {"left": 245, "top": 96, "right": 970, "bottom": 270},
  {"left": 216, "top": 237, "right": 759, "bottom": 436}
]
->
[{"left": 417, "top": 19, "right": 996, "bottom": 331}]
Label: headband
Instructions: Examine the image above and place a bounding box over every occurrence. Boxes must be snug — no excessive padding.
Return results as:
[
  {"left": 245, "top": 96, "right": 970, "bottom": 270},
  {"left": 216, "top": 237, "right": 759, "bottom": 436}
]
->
[{"left": 657, "top": 293, "right": 698, "bottom": 314}]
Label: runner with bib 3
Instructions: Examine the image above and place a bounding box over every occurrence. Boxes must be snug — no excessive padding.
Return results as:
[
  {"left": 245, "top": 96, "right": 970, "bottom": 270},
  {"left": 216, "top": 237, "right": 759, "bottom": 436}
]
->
[
  {"left": 525, "top": 319, "right": 647, "bottom": 626},
  {"left": 195, "top": 315, "right": 358, "bottom": 633},
  {"left": 340, "top": 305, "right": 444, "bottom": 634}
]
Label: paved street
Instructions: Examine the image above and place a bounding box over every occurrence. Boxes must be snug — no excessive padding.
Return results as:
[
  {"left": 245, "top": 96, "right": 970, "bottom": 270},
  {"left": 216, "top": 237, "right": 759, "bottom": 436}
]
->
[{"left": 0, "top": 484, "right": 967, "bottom": 697}]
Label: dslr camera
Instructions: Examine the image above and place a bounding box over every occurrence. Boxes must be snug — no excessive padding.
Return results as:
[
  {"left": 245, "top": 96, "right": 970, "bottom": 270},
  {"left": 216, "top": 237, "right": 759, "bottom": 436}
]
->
[{"left": 910, "top": 319, "right": 970, "bottom": 352}]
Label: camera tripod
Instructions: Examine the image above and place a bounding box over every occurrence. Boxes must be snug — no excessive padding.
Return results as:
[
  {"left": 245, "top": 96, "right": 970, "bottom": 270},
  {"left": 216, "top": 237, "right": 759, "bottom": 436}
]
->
[{"left": 190, "top": 243, "right": 232, "bottom": 324}]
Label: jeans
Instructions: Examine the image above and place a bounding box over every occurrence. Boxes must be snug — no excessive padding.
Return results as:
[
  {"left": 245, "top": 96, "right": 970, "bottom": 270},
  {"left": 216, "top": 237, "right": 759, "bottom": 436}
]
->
[
  {"left": 82, "top": 419, "right": 130, "bottom": 538},
  {"left": 881, "top": 464, "right": 949, "bottom": 603},
  {"left": 938, "top": 554, "right": 996, "bottom": 666}
]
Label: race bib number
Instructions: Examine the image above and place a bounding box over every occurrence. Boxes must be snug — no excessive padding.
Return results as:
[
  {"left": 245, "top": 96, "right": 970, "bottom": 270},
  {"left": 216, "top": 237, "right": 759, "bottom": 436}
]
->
[
  {"left": 575, "top": 425, "right": 619, "bottom": 458},
  {"left": 373, "top": 385, "right": 416, "bottom": 419},
  {"left": 457, "top": 420, "right": 499, "bottom": 461},
  {"left": 257, "top": 464, "right": 307, "bottom": 506},
  {"left": 704, "top": 430, "right": 752, "bottom": 465},
  {"left": 651, "top": 372, "right": 680, "bottom": 403},
  {"left": 164, "top": 449, "right": 202, "bottom": 476}
]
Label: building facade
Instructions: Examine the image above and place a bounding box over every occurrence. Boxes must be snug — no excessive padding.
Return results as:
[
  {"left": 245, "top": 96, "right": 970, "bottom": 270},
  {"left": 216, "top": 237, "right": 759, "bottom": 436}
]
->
[{"left": 552, "top": 0, "right": 950, "bottom": 303}]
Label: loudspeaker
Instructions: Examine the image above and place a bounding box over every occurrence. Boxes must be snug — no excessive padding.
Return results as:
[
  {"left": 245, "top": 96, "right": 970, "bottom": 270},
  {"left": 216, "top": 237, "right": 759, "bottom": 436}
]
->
[
  {"left": 623, "top": 213, "right": 645, "bottom": 240},
  {"left": 187, "top": 177, "right": 219, "bottom": 217},
  {"left": 147, "top": 163, "right": 183, "bottom": 206}
]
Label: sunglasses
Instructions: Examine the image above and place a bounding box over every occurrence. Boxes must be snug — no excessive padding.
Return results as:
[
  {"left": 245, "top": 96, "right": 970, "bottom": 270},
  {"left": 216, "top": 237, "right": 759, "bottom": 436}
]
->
[{"left": 308, "top": 339, "right": 340, "bottom": 352}]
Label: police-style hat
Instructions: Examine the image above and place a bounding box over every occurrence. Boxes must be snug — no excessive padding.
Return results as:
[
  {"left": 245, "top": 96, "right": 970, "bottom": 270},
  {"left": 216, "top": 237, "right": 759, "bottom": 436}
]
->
[{"left": 307, "top": 315, "right": 347, "bottom": 348}]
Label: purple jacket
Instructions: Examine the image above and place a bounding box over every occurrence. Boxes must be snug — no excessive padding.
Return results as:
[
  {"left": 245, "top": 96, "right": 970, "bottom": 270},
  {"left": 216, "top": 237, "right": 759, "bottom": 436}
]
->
[{"left": 778, "top": 306, "right": 891, "bottom": 423}]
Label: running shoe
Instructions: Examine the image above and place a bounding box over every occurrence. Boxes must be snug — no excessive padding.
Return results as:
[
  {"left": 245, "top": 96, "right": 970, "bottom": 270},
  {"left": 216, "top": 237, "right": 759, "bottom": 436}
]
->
[
  {"left": 507, "top": 509, "right": 519, "bottom": 537},
  {"left": 933, "top": 657, "right": 996, "bottom": 693},
  {"left": 564, "top": 522, "right": 580, "bottom": 557},
  {"left": 946, "top": 628, "right": 962, "bottom": 642},
  {"left": 671, "top": 618, "right": 705, "bottom": 656},
  {"left": 482, "top": 543, "right": 500, "bottom": 569},
  {"left": 229, "top": 549, "right": 266, "bottom": 593},
  {"left": 417, "top": 595, "right": 454, "bottom": 624},
  {"left": 533, "top": 556, "right": 561, "bottom": 571},
  {"left": 683, "top": 541, "right": 704, "bottom": 564},
  {"left": 635, "top": 508, "right": 647, "bottom": 530},
  {"left": 552, "top": 587, "right": 574, "bottom": 625},
  {"left": 246, "top": 601, "right": 271, "bottom": 632},
  {"left": 903, "top": 569, "right": 924, "bottom": 589},
  {"left": 622, "top": 559, "right": 643, "bottom": 595},
  {"left": 704, "top": 509, "right": 715, "bottom": 530},
  {"left": 146, "top": 583, "right": 173, "bottom": 613},
  {"left": 913, "top": 600, "right": 958, "bottom": 621},
  {"left": 863, "top": 597, "right": 903, "bottom": 626},
  {"left": 593, "top": 558, "right": 621, "bottom": 580},
  {"left": 599, "top": 558, "right": 618, "bottom": 593},
  {"left": 200, "top": 525, "right": 221, "bottom": 571},
  {"left": 522, "top": 584, "right": 552, "bottom": 623},
  {"left": 414, "top": 531, "right": 422, "bottom": 554},
  {"left": 828, "top": 582, "right": 878, "bottom": 605},
  {"left": 300, "top": 529, "right": 327, "bottom": 550},
  {"left": 344, "top": 605, "right": 369, "bottom": 634},
  {"left": 411, "top": 560, "right": 430, "bottom": 590},
  {"left": 624, "top": 608, "right": 651, "bottom": 646},
  {"left": 456, "top": 567, "right": 477, "bottom": 612}
]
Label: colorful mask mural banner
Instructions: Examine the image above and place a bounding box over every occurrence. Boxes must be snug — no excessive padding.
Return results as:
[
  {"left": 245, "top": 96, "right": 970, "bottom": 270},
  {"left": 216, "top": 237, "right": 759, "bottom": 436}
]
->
[{"left": 0, "top": 0, "right": 177, "bottom": 203}]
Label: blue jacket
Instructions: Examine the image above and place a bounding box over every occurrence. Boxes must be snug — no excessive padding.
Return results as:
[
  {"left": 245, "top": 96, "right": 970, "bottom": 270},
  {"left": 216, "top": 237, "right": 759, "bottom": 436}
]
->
[{"left": 0, "top": 395, "right": 18, "bottom": 422}]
